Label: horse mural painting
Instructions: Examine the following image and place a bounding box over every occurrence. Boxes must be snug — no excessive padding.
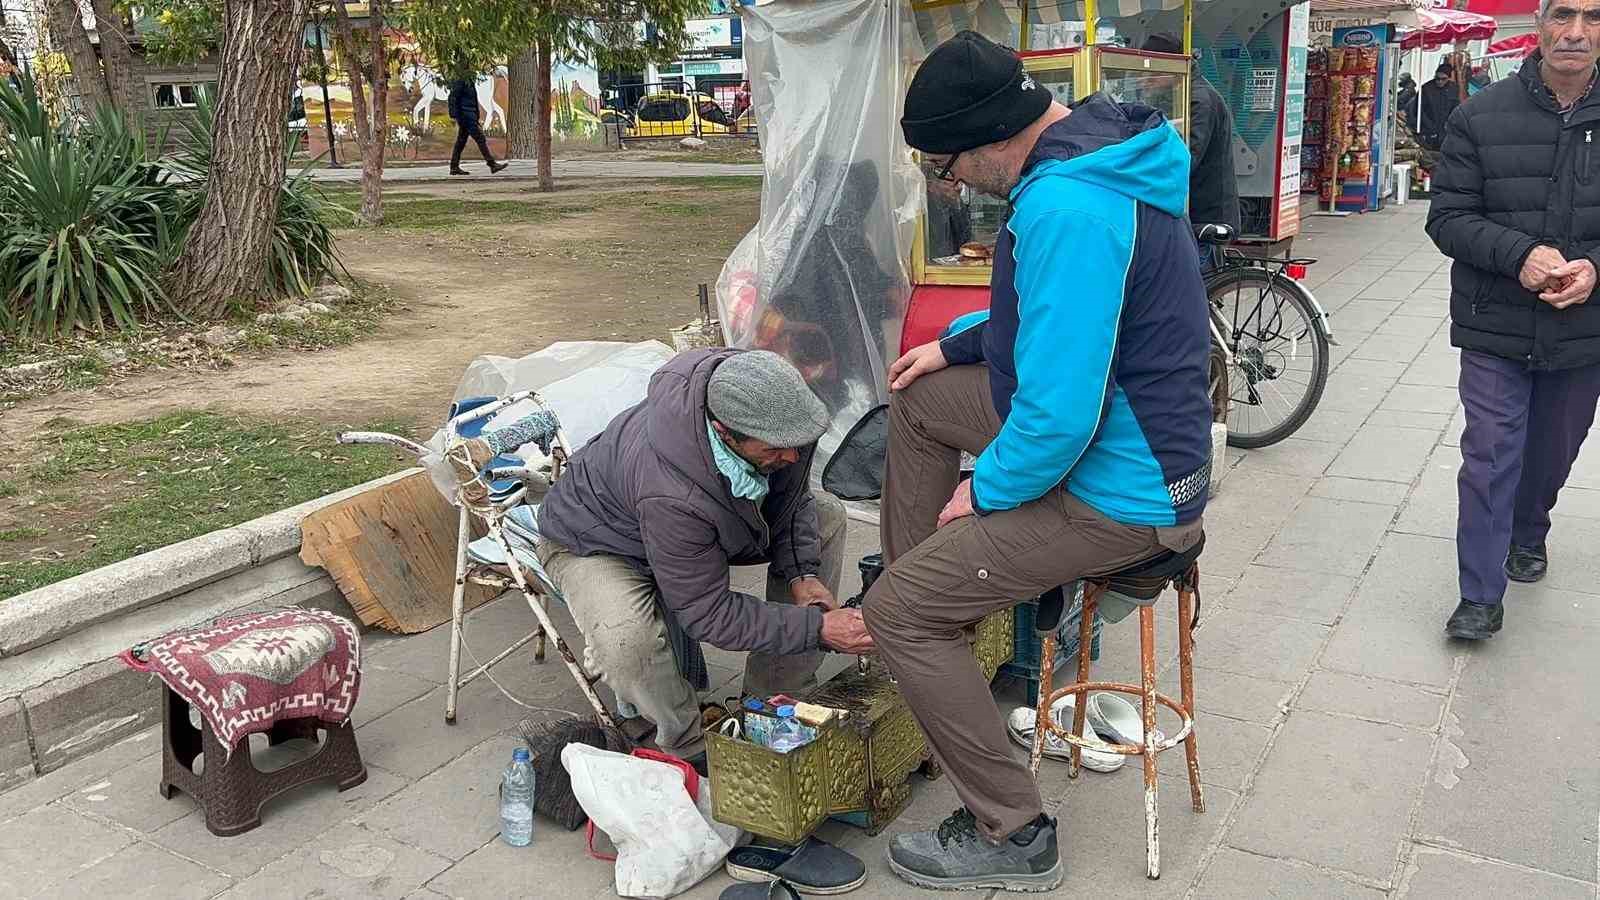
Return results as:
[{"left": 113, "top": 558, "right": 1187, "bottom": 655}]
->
[{"left": 401, "top": 63, "right": 505, "bottom": 131}]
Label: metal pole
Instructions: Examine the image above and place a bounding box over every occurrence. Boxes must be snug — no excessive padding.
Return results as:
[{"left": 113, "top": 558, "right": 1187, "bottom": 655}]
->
[
  {"left": 1084, "top": 0, "right": 1097, "bottom": 46},
  {"left": 312, "top": 18, "right": 339, "bottom": 167},
  {"left": 1183, "top": 0, "right": 1192, "bottom": 56},
  {"left": 1019, "top": 0, "right": 1030, "bottom": 50}
]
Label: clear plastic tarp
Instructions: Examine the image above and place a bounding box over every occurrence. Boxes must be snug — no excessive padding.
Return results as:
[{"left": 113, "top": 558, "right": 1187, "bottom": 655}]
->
[{"left": 716, "top": 0, "right": 925, "bottom": 459}]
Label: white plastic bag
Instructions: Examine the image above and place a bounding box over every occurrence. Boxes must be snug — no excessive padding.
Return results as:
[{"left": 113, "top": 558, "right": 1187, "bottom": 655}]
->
[{"left": 562, "top": 743, "right": 741, "bottom": 899}]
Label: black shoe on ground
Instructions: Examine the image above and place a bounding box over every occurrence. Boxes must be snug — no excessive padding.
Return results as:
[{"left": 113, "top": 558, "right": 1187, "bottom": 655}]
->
[
  {"left": 1504, "top": 543, "right": 1547, "bottom": 583},
  {"left": 489, "top": 161, "right": 508, "bottom": 173},
  {"left": 1445, "top": 599, "right": 1504, "bottom": 641},
  {"left": 887, "top": 808, "right": 1062, "bottom": 892},
  {"left": 449, "top": 168, "right": 469, "bottom": 175}
]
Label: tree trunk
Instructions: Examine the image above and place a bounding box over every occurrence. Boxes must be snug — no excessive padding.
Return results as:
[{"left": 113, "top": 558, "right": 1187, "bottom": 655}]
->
[
  {"left": 535, "top": 36, "right": 554, "bottom": 192},
  {"left": 89, "top": 0, "right": 133, "bottom": 110},
  {"left": 329, "top": 0, "right": 385, "bottom": 225},
  {"left": 359, "top": 0, "right": 387, "bottom": 224},
  {"left": 167, "top": 0, "right": 310, "bottom": 316},
  {"left": 506, "top": 45, "right": 538, "bottom": 160},
  {"left": 44, "top": 0, "right": 111, "bottom": 112}
]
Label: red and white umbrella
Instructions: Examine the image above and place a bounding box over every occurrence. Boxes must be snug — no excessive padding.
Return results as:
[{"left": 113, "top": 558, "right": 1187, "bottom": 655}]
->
[
  {"left": 1485, "top": 32, "right": 1538, "bottom": 59},
  {"left": 1401, "top": 3, "right": 1499, "bottom": 50}
]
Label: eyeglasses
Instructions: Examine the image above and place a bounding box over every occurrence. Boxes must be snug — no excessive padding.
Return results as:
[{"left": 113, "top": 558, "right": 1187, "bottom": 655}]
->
[{"left": 925, "top": 152, "right": 961, "bottom": 182}]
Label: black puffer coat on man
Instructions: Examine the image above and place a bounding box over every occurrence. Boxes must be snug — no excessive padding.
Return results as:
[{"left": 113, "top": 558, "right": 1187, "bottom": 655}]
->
[{"left": 1427, "top": 52, "right": 1600, "bottom": 371}]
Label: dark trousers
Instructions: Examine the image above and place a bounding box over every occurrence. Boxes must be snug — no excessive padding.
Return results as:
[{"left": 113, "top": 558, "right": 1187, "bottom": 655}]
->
[
  {"left": 450, "top": 119, "right": 495, "bottom": 169},
  {"left": 1456, "top": 350, "right": 1600, "bottom": 605}
]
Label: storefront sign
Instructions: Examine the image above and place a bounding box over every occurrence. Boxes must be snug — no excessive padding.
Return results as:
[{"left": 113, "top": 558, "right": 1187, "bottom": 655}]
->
[
  {"left": 1275, "top": 3, "right": 1311, "bottom": 238},
  {"left": 686, "top": 16, "right": 735, "bottom": 49}
]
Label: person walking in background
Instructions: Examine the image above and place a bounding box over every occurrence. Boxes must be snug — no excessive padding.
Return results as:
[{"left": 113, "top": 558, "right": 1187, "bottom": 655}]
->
[
  {"left": 1426, "top": 0, "right": 1600, "bottom": 641},
  {"left": 448, "top": 74, "right": 506, "bottom": 176},
  {"left": 1398, "top": 72, "right": 1419, "bottom": 130},
  {"left": 1419, "top": 61, "right": 1461, "bottom": 149}
]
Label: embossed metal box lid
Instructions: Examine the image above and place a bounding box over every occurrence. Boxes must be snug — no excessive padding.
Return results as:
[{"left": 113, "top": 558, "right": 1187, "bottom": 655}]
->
[{"left": 706, "top": 715, "right": 831, "bottom": 845}]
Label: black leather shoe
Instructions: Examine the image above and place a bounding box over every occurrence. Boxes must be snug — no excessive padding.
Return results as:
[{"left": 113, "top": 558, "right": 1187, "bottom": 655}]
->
[
  {"left": 1504, "top": 543, "right": 1548, "bottom": 583},
  {"left": 1445, "top": 600, "right": 1504, "bottom": 640}
]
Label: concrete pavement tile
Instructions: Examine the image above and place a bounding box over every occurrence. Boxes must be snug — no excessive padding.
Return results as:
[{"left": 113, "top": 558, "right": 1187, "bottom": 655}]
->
[
  {"left": 426, "top": 812, "right": 651, "bottom": 898},
  {"left": 0, "top": 726, "right": 161, "bottom": 824},
  {"left": 1332, "top": 358, "right": 1409, "bottom": 381},
  {"left": 1399, "top": 846, "right": 1596, "bottom": 899},
  {"left": 1357, "top": 270, "right": 1434, "bottom": 300},
  {"left": 1531, "top": 513, "right": 1600, "bottom": 595},
  {"left": 1234, "top": 439, "right": 1341, "bottom": 477},
  {"left": 1350, "top": 333, "right": 1430, "bottom": 364},
  {"left": 1227, "top": 710, "right": 1432, "bottom": 882},
  {"left": 1321, "top": 608, "right": 1463, "bottom": 688},
  {"left": 1156, "top": 712, "right": 1272, "bottom": 791},
  {"left": 1290, "top": 407, "right": 1373, "bottom": 444},
  {"left": 1502, "top": 584, "right": 1600, "bottom": 630},
  {"left": 352, "top": 666, "right": 437, "bottom": 727},
  {"left": 1051, "top": 777, "right": 1239, "bottom": 894},
  {"left": 1418, "top": 621, "right": 1600, "bottom": 881},
  {"left": 1442, "top": 406, "right": 1465, "bottom": 447},
  {"left": 1187, "top": 666, "right": 1292, "bottom": 725},
  {"left": 1225, "top": 564, "right": 1357, "bottom": 625},
  {"left": 365, "top": 592, "right": 581, "bottom": 685},
  {"left": 215, "top": 823, "right": 451, "bottom": 900},
  {"left": 1195, "top": 848, "right": 1386, "bottom": 899},
  {"left": 0, "top": 804, "right": 136, "bottom": 896},
  {"left": 1344, "top": 533, "right": 1459, "bottom": 626},
  {"left": 1295, "top": 670, "right": 1443, "bottom": 730},
  {"left": 360, "top": 736, "right": 508, "bottom": 860},
  {"left": 60, "top": 747, "right": 197, "bottom": 833},
  {"left": 66, "top": 841, "right": 233, "bottom": 900},
  {"left": 1310, "top": 476, "right": 1407, "bottom": 506},
  {"left": 148, "top": 765, "right": 406, "bottom": 878},
  {"left": 1332, "top": 300, "right": 1401, "bottom": 332},
  {"left": 1319, "top": 374, "right": 1400, "bottom": 417},
  {"left": 357, "top": 675, "right": 552, "bottom": 779},
  {"left": 1399, "top": 352, "right": 1460, "bottom": 387},
  {"left": 1327, "top": 425, "right": 1438, "bottom": 485},
  {"left": 1378, "top": 384, "right": 1459, "bottom": 415},
  {"left": 1549, "top": 485, "right": 1600, "bottom": 520},
  {"left": 1364, "top": 409, "right": 1452, "bottom": 433},
  {"left": 1191, "top": 608, "right": 1330, "bottom": 683},
  {"left": 1258, "top": 497, "right": 1394, "bottom": 576},
  {"left": 1391, "top": 449, "right": 1457, "bottom": 540},
  {"left": 1376, "top": 314, "right": 1446, "bottom": 339}
]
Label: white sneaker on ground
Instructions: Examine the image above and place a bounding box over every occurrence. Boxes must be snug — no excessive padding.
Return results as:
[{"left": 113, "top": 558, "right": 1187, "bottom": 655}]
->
[
  {"left": 1085, "top": 692, "right": 1166, "bottom": 748},
  {"left": 1006, "top": 696, "right": 1125, "bottom": 773}
]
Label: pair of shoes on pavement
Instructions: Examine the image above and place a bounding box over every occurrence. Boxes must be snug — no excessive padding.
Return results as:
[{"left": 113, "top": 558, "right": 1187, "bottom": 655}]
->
[
  {"left": 1006, "top": 693, "right": 1168, "bottom": 773},
  {"left": 1445, "top": 543, "right": 1546, "bottom": 641},
  {"left": 886, "top": 808, "right": 1062, "bottom": 892},
  {"left": 449, "top": 162, "right": 509, "bottom": 175}
]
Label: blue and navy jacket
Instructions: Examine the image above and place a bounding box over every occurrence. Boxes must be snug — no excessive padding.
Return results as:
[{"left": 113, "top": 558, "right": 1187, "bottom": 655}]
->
[{"left": 941, "top": 94, "right": 1213, "bottom": 527}]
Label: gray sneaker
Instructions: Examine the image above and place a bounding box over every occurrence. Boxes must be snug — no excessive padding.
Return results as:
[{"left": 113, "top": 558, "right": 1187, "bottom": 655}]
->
[{"left": 886, "top": 808, "right": 1063, "bottom": 892}]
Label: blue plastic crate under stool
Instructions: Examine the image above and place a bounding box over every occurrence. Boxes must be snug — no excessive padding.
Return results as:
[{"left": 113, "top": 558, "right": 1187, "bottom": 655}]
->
[{"left": 1000, "top": 582, "right": 1103, "bottom": 706}]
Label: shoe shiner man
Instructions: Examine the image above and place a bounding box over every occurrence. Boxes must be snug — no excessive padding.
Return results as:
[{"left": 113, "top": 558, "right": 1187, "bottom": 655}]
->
[
  {"left": 1427, "top": 0, "right": 1600, "bottom": 641},
  {"left": 863, "top": 31, "right": 1212, "bottom": 891},
  {"left": 536, "top": 349, "right": 874, "bottom": 772}
]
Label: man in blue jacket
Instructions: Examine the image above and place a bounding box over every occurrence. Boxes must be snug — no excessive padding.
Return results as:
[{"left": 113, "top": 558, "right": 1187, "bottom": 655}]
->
[{"left": 862, "top": 31, "right": 1213, "bottom": 891}]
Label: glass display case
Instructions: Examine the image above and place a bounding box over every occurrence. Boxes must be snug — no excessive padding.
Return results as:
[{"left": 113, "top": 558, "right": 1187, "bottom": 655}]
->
[{"left": 911, "top": 46, "right": 1189, "bottom": 288}]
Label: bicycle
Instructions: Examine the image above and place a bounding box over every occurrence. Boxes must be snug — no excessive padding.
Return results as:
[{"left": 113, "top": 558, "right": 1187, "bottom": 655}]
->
[{"left": 1198, "top": 224, "right": 1337, "bottom": 449}]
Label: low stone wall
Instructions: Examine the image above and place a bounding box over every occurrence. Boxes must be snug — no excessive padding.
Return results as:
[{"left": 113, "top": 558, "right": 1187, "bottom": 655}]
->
[{"left": 0, "top": 469, "right": 417, "bottom": 791}]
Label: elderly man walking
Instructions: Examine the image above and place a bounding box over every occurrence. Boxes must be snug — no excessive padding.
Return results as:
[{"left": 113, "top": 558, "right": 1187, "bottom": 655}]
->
[{"left": 1427, "top": 0, "right": 1600, "bottom": 640}]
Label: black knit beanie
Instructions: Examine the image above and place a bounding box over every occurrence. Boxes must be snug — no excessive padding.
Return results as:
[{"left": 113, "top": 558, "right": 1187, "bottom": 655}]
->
[{"left": 901, "top": 30, "right": 1053, "bottom": 155}]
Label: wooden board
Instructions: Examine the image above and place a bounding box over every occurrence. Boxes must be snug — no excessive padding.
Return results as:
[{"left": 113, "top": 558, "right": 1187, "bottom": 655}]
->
[{"left": 300, "top": 470, "right": 496, "bottom": 633}]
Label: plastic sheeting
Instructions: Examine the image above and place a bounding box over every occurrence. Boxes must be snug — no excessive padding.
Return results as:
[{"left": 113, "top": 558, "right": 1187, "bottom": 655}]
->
[
  {"left": 717, "top": 0, "right": 925, "bottom": 459},
  {"left": 421, "top": 340, "right": 676, "bottom": 503}
]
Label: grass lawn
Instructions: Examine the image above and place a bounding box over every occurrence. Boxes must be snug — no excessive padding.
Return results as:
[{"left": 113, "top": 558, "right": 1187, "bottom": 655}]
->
[{"left": 0, "top": 412, "right": 414, "bottom": 600}]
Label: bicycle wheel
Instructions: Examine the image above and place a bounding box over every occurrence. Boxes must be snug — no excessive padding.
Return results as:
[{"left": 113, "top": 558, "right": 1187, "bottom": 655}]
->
[{"left": 1208, "top": 267, "right": 1330, "bottom": 449}]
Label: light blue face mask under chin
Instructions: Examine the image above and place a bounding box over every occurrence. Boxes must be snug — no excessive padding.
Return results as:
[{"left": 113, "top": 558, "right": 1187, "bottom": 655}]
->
[{"left": 707, "top": 418, "right": 769, "bottom": 503}]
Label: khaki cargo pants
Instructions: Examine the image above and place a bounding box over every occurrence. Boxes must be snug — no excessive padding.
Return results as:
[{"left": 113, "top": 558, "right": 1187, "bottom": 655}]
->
[
  {"left": 862, "top": 365, "right": 1202, "bottom": 842},
  {"left": 536, "top": 492, "right": 847, "bottom": 759}
]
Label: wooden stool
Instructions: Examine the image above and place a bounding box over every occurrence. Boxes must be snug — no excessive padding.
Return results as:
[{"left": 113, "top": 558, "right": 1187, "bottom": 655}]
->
[
  {"left": 1028, "top": 536, "right": 1206, "bottom": 880},
  {"left": 159, "top": 686, "right": 368, "bottom": 837}
]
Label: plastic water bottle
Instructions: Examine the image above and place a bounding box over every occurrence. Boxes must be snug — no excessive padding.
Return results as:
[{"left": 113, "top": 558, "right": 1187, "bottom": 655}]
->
[
  {"left": 500, "top": 747, "right": 535, "bottom": 846},
  {"left": 767, "top": 705, "right": 811, "bottom": 753}
]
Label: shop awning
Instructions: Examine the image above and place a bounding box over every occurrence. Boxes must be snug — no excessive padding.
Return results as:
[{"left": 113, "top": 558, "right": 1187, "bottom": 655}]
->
[
  {"left": 1400, "top": 3, "right": 1497, "bottom": 49},
  {"left": 1485, "top": 31, "right": 1536, "bottom": 58}
]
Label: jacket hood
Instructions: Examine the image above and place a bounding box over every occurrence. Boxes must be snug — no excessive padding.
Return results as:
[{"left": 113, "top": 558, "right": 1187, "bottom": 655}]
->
[
  {"left": 645, "top": 348, "right": 741, "bottom": 502},
  {"left": 1012, "top": 93, "right": 1190, "bottom": 218}
]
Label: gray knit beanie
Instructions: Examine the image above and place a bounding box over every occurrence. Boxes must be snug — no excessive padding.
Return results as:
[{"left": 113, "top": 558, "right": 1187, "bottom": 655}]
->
[{"left": 707, "top": 351, "right": 830, "bottom": 448}]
